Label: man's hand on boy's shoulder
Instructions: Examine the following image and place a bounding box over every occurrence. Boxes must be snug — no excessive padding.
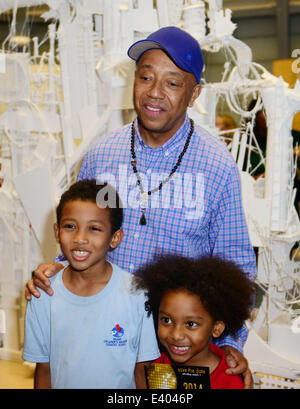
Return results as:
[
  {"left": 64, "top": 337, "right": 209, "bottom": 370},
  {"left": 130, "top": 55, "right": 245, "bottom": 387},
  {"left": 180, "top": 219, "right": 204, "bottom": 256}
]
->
[
  {"left": 25, "top": 262, "right": 64, "bottom": 300},
  {"left": 221, "top": 345, "right": 253, "bottom": 389}
]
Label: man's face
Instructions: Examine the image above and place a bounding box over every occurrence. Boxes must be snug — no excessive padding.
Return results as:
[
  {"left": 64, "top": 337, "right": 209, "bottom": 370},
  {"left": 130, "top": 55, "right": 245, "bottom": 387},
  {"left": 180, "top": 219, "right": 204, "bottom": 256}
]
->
[{"left": 133, "top": 49, "right": 201, "bottom": 147}]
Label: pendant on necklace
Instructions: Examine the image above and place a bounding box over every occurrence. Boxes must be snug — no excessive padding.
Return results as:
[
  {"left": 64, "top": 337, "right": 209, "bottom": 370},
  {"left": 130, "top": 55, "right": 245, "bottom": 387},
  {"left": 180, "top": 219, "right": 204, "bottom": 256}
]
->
[
  {"left": 139, "top": 193, "right": 148, "bottom": 225},
  {"left": 139, "top": 212, "right": 147, "bottom": 226}
]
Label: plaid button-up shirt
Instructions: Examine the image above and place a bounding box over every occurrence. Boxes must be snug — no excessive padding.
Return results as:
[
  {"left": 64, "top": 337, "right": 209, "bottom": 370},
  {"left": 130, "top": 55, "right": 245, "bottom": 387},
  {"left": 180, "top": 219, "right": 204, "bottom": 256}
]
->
[{"left": 65, "top": 115, "right": 256, "bottom": 352}]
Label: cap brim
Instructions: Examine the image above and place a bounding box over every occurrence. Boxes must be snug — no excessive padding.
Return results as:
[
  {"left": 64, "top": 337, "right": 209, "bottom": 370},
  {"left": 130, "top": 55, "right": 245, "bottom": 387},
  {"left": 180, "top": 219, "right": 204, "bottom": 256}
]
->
[{"left": 127, "top": 40, "right": 163, "bottom": 61}]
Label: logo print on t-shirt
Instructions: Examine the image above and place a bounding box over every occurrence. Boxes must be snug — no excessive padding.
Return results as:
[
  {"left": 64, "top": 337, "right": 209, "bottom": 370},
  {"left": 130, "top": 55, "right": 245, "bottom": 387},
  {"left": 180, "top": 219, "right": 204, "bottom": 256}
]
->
[
  {"left": 112, "top": 324, "right": 124, "bottom": 338},
  {"left": 104, "top": 324, "right": 127, "bottom": 346}
]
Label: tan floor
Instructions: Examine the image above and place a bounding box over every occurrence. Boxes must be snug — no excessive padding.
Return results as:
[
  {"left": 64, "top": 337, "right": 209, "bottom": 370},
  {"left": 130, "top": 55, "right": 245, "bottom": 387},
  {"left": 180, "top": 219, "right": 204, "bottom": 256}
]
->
[{"left": 0, "top": 360, "right": 34, "bottom": 389}]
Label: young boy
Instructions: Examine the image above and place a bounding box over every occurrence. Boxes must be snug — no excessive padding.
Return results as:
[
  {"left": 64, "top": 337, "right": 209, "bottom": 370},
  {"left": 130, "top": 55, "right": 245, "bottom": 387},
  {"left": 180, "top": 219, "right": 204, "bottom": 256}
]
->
[
  {"left": 23, "top": 180, "right": 160, "bottom": 389},
  {"left": 134, "top": 254, "right": 256, "bottom": 389}
]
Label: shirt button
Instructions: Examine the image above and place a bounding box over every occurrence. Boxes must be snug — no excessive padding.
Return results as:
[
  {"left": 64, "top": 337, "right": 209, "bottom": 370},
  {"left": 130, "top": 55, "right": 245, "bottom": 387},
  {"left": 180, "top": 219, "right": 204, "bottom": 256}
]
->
[
  {"left": 130, "top": 264, "right": 134, "bottom": 271},
  {"left": 134, "top": 233, "right": 139, "bottom": 239}
]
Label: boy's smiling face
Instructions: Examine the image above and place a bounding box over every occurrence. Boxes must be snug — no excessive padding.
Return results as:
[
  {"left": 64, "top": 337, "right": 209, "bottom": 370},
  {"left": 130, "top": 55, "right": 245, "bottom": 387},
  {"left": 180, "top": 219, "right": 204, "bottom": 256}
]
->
[
  {"left": 158, "top": 289, "right": 225, "bottom": 367},
  {"left": 54, "top": 199, "right": 122, "bottom": 275}
]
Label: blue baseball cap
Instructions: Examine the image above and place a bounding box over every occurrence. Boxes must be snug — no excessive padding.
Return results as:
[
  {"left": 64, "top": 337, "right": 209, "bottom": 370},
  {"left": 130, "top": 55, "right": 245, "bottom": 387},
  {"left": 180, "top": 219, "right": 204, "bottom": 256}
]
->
[{"left": 127, "top": 26, "right": 204, "bottom": 84}]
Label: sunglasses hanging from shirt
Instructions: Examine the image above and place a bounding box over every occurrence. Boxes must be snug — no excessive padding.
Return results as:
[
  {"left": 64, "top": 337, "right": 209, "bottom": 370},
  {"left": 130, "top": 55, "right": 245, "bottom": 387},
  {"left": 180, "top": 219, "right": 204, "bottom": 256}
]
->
[{"left": 130, "top": 118, "right": 194, "bottom": 225}]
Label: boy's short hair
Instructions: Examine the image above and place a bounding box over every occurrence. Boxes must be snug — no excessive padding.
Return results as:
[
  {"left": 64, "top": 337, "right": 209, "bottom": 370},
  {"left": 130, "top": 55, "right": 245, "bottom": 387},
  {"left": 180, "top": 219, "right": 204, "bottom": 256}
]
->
[
  {"left": 134, "top": 254, "right": 256, "bottom": 339},
  {"left": 56, "top": 179, "right": 123, "bottom": 233}
]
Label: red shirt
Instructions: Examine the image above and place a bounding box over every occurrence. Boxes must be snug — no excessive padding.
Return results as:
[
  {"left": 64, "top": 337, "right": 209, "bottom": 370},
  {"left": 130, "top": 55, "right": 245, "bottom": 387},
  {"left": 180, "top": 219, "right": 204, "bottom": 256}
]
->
[{"left": 154, "top": 343, "right": 244, "bottom": 389}]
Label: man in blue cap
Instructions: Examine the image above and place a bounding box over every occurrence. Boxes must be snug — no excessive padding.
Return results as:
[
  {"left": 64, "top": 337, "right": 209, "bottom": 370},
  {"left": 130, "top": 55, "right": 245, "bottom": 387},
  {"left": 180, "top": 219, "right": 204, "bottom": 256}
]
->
[
  {"left": 26, "top": 27, "right": 256, "bottom": 388},
  {"left": 128, "top": 26, "right": 203, "bottom": 148}
]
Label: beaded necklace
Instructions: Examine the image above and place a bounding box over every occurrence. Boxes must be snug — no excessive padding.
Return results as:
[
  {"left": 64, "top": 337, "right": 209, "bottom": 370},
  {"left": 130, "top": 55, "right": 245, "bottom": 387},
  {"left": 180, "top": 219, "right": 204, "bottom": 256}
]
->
[{"left": 130, "top": 118, "right": 194, "bottom": 225}]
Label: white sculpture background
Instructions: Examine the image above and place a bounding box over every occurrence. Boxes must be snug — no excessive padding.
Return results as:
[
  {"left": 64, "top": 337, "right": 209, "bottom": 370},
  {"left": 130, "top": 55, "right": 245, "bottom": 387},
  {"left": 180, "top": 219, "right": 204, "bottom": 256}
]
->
[{"left": 0, "top": 0, "right": 299, "bottom": 388}]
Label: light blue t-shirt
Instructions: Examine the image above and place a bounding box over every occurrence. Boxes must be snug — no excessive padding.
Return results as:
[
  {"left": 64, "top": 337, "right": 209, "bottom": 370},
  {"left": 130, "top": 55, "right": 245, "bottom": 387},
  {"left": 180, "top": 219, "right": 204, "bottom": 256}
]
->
[{"left": 23, "top": 263, "right": 160, "bottom": 389}]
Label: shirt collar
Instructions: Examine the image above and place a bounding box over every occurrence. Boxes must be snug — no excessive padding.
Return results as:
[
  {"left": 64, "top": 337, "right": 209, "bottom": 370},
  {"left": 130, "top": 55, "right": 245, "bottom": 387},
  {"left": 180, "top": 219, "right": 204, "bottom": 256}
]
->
[{"left": 133, "top": 116, "right": 191, "bottom": 155}]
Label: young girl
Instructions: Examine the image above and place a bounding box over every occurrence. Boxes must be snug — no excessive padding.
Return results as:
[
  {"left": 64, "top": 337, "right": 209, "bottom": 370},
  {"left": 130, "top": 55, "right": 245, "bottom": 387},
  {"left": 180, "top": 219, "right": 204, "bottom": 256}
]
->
[{"left": 134, "top": 254, "right": 256, "bottom": 389}]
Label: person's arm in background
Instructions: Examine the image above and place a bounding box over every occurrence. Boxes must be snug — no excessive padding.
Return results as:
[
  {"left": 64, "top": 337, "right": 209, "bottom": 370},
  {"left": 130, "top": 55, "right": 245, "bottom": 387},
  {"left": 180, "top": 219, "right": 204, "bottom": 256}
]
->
[{"left": 208, "top": 163, "right": 257, "bottom": 388}]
